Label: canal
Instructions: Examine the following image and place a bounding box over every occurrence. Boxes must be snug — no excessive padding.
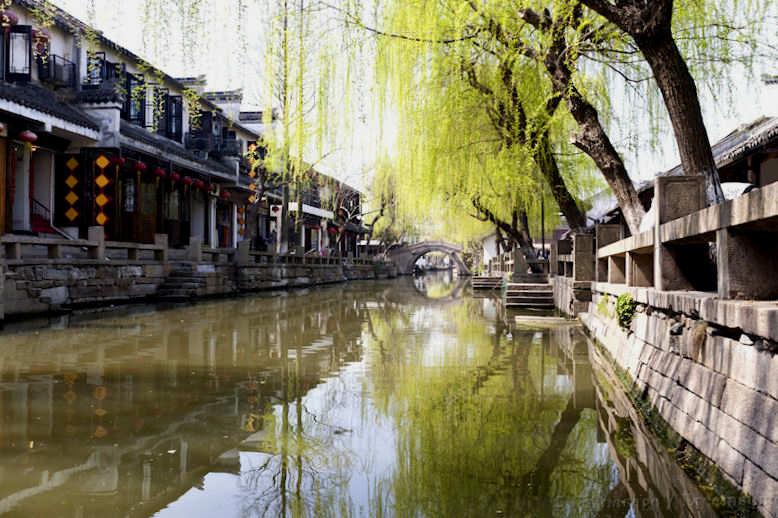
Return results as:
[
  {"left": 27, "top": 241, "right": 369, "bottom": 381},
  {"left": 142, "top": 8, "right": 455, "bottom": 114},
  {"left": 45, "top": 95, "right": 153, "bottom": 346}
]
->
[{"left": 0, "top": 274, "right": 713, "bottom": 517}]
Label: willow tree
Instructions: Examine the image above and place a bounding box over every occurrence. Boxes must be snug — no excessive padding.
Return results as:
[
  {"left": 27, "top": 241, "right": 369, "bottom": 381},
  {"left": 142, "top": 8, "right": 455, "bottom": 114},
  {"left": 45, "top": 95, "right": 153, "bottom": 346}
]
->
[{"left": 359, "top": 0, "right": 771, "bottom": 234}]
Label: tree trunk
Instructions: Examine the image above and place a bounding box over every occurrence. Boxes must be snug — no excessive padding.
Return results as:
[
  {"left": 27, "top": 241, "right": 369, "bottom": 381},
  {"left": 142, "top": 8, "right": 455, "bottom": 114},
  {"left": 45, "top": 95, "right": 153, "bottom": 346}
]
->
[
  {"left": 637, "top": 29, "right": 724, "bottom": 204},
  {"left": 579, "top": 0, "right": 724, "bottom": 205},
  {"left": 566, "top": 86, "right": 646, "bottom": 233},
  {"left": 533, "top": 134, "right": 587, "bottom": 231}
]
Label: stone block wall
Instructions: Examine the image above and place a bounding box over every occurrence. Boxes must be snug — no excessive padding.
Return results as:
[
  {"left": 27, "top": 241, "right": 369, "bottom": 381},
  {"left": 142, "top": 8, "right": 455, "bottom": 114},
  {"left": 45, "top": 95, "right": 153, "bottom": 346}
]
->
[
  {"left": 551, "top": 276, "right": 591, "bottom": 316},
  {"left": 4, "top": 262, "right": 168, "bottom": 316},
  {"left": 583, "top": 290, "right": 778, "bottom": 517}
]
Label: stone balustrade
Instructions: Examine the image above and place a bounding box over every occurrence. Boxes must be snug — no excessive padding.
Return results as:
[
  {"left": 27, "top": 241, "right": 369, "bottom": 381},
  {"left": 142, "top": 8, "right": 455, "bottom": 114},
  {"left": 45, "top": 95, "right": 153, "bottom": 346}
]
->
[{"left": 0, "top": 230, "right": 393, "bottom": 320}]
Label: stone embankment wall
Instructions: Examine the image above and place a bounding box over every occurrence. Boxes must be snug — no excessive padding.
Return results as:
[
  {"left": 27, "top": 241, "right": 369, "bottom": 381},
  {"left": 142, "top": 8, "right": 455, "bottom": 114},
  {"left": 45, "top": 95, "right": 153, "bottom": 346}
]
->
[
  {"left": 5, "top": 262, "right": 167, "bottom": 315},
  {"left": 547, "top": 177, "right": 778, "bottom": 516},
  {"left": 2, "top": 260, "right": 397, "bottom": 318},
  {"left": 582, "top": 287, "right": 778, "bottom": 518}
]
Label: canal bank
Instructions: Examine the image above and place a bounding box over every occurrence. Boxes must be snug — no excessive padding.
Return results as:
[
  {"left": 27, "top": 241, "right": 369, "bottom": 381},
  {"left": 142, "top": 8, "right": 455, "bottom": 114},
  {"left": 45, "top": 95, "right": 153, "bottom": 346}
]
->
[
  {"left": 0, "top": 233, "right": 397, "bottom": 320},
  {"left": 546, "top": 176, "right": 778, "bottom": 517}
]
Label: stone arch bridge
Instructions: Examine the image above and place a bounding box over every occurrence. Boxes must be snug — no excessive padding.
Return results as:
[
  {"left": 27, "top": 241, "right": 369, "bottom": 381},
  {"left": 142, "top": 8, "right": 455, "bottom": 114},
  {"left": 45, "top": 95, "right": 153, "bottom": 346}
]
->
[{"left": 386, "top": 241, "right": 471, "bottom": 276}]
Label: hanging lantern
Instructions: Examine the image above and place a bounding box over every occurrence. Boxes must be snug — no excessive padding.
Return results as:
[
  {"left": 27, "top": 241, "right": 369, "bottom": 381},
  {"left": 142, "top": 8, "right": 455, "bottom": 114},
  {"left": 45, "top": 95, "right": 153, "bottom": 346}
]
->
[
  {"left": 169, "top": 171, "right": 181, "bottom": 183},
  {"left": 110, "top": 156, "right": 126, "bottom": 167},
  {"left": 220, "top": 190, "right": 231, "bottom": 200},
  {"left": 135, "top": 161, "right": 147, "bottom": 172},
  {"left": 153, "top": 166, "right": 167, "bottom": 179},
  {"left": 194, "top": 179, "right": 206, "bottom": 191},
  {"left": 1, "top": 10, "right": 19, "bottom": 29},
  {"left": 182, "top": 176, "right": 193, "bottom": 186},
  {"left": 18, "top": 130, "right": 38, "bottom": 143}
]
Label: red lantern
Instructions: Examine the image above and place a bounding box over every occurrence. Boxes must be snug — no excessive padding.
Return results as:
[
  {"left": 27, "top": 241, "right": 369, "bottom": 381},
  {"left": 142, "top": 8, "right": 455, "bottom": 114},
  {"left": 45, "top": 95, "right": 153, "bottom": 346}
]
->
[
  {"left": 194, "top": 179, "right": 206, "bottom": 190},
  {"left": 182, "top": 176, "right": 193, "bottom": 186},
  {"left": 135, "top": 161, "right": 147, "bottom": 172},
  {"left": 18, "top": 130, "right": 37, "bottom": 143},
  {"left": 153, "top": 166, "right": 167, "bottom": 179},
  {"left": 328, "top": 227, "right": 338, "bottom": 235},
  {"left": 110, "top": 156, "right": 126, "bottom": 167},
  {"left": 1, "top": 10, "right": 19, "bottom": 28},
  {"left": 170, "top": 171, "right": 181, "bottom": 183},
  {"left": 220, "top": 190, "right": 230, "bottom": 200}
]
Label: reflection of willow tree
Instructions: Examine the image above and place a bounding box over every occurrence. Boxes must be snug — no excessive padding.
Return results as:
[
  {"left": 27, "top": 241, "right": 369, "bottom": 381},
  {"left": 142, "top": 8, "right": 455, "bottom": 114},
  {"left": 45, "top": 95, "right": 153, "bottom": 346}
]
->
[
  {"left": 237, "top": 294, "right": 366, "bottom": 516},
  {"left": 364, "top": 300, "right": 615, "bottom": 516}
]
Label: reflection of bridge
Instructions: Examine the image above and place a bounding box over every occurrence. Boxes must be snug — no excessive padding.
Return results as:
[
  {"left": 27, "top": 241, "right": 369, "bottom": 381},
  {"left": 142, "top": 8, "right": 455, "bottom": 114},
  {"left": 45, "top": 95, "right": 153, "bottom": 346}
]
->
[{"left": 386, "top": 241, "right": 471, "bottom": 276}]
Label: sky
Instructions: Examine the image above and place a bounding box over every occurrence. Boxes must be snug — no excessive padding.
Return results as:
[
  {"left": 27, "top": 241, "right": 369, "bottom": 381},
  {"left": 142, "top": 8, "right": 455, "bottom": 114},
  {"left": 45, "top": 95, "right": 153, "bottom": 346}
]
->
[{"left": 52, "top": 0, "right": 778, "bottom": 188}]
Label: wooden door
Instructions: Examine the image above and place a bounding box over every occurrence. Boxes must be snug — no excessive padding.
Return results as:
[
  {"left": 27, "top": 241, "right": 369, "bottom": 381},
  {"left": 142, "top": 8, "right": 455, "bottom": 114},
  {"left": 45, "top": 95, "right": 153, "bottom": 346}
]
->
[{"left": 138, "top": 179, "right": 157, "bottom": 243}]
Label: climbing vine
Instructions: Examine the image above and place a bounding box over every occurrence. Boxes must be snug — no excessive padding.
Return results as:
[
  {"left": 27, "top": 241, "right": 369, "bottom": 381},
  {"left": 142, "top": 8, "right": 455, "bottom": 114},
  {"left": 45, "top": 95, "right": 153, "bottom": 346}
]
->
[{"left": 615, "top": 293, "right": 637, "bottom": 329}]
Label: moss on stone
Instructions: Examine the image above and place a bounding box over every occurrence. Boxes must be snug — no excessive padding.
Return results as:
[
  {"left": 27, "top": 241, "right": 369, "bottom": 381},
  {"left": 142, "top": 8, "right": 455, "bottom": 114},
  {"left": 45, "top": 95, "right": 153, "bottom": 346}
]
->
[{"left": 590, "top": 334, "right": 759, "bottom": 517}]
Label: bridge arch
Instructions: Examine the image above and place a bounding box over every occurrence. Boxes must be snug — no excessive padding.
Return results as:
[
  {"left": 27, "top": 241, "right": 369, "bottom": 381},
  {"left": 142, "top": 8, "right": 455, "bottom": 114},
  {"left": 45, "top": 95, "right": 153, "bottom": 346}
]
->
[{"left": 386, "top": 241, "right": 472, "bottom": 276}]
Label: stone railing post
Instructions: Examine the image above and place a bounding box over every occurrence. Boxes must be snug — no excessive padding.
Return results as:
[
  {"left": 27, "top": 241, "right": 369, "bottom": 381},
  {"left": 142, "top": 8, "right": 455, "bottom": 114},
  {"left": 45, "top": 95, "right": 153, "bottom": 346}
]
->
[
  {"left": 653, "top": 176, "right": 706, "bottom": 290},
  {"left": 87, "top": 226, "right": 105, "bottom": 260},
  {"left": 154, "top": 234, "right": 168, "bottom": 263},
  {"left": 595, "top": 224, "right": 621, "bottom": 282},
  {"left": 236, "top": 240, "right": 250, "bottom": 265},
  {"left": 549, "top": 240, "right": 559, "bottom": 275},
  {"left": 572, "top": 233, "right": 594, "bottom": 282},
  {"left": 187, "top": 237, "right": 203, "bottom": 262}
]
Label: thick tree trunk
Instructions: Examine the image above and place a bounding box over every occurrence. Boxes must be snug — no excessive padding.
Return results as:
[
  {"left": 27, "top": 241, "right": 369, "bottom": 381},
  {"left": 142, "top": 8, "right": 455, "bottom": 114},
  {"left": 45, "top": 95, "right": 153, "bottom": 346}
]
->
[
  {"left": 566, "top": 86, "right": 646, "bottom": 233},
  {"left": 534, "top": 134, "right": 588, "bottom": 231},
  {"left": 637, "top": 29, "right": 724, "bottom": 204},
  {"left": 579, "top": 0, "right": 724, "bottom": 205}
]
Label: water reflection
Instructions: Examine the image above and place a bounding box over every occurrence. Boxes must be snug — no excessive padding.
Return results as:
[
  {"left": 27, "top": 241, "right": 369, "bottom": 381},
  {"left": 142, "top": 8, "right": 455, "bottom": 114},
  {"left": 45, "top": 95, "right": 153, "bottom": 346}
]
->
[{"left": 0, "top": 277, "right": 709, "bottom": 517}]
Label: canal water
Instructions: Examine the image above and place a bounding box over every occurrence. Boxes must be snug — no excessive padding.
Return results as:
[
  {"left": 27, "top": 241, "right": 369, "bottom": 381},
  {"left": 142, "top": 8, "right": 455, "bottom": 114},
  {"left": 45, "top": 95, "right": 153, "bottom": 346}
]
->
[{"left": 0, "top": 274, "right": 713, "bottom": 517}]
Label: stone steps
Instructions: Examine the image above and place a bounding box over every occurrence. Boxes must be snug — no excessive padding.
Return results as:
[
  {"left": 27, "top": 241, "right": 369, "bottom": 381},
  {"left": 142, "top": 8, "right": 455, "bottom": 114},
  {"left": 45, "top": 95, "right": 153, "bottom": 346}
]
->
[
  {"left": 503, "top": 282, "right": 555, "bottom": 310},
  {"left": 157, "top": 265, "right": 207, "bottom": 300},
  {"left": 472, "top": 276, "right": 504, "bottom": 290}
]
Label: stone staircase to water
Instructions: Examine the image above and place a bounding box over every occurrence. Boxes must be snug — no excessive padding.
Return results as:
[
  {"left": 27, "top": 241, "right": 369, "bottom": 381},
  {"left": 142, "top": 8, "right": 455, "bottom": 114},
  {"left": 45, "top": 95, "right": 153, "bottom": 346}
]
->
[
  {"left": 157, "top": 264, "right": 207, "bottom": 301},
  {"left": 504, "top": 279, "right": 554, "bottom": 310},
  {"left": 471, "top": 276, "right": 504, "bottom": 290}
]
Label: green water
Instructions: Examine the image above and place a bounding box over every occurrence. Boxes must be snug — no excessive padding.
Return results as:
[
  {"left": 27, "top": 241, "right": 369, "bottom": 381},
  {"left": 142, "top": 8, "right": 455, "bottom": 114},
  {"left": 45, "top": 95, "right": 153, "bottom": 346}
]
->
[{"left": 0, "top": 274, "right": 710, "bottom": 517}]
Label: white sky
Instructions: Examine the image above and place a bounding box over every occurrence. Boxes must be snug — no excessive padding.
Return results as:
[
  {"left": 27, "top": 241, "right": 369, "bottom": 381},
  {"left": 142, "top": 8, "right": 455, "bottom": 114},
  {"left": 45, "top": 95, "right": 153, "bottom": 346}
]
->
[{"left": 53, "top": 0, "right": 778, "bottom": 188}]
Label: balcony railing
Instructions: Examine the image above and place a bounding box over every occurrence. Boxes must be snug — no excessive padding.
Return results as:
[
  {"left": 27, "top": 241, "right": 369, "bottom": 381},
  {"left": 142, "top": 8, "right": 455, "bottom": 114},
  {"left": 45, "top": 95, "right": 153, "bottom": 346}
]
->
[
  {"left": 218, "top": 138, "right": 240, "bottom": 157},
  {"left": 185, "top": 132, "right": 214, "bottom": 152},
  {"left": 38, "top": 55, "right": 76, "bottom": 88}
]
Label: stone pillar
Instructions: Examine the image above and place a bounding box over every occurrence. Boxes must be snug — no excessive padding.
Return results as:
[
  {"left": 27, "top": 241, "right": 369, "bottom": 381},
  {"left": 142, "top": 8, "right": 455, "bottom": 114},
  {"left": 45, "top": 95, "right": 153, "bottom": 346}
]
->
[
  {"left": 718, "top": 227, "right": 778, "bottom": 299},
  {"left": 549, "top": 241, "right": 559, "bottom": 276},
  {"left": 236, "top": 239, "right": 250, "bottom": 265},
  {"left": 187, "top": 237, "right": 203, "bottom": 262},
  {"left": 595, "top": 225, "right": 618, "bottom": 282},
  {"left": 572, "top": 233, "right": 594, "bottom": 282},
  {"left": 154, "top": 234, "right": 168, "bottom": 263},
  {"left": 208, "top": 198, "right": 218, "bottom": 249},
  {"left": 653, "top": 176, "right": 706, "bottom": 291},
  {"left": 87, "top": 226, "right": 105, "bottom": 260}
]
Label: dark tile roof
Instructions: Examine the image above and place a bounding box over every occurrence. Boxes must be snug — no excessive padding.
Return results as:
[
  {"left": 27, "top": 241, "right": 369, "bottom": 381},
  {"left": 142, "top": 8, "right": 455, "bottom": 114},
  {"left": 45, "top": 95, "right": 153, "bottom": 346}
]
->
[
  {"left": 0, "top": 82, "right": 99, "bottom": 131},
  {"left": 119, "top": 120, "right": 234, "bottom": 177}
]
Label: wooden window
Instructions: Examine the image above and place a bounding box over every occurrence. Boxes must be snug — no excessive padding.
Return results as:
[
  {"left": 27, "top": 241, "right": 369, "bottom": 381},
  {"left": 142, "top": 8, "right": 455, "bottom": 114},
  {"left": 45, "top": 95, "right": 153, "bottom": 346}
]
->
[
  {"left": 6, "top": 25, "right": 31, "bottom": 82},
  {"left": 123, "top": 74, "right": 146, "bottom": 126},
  {"left": 85, "top": 51, "right": 105, "bottom": 85},
  {"left": 166, "top": 95, "right": 183, "bottom": 142}
]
